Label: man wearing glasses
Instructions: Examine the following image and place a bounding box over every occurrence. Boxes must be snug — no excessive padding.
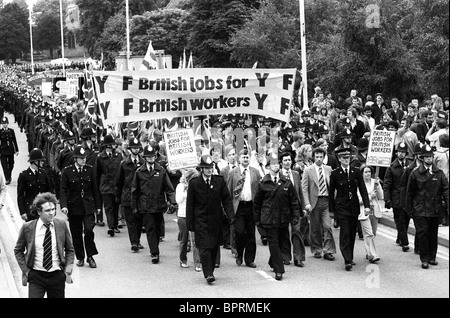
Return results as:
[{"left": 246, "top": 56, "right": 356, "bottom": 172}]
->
[{"left": 14, "top": 192, "right": 74, "bottom": 298}]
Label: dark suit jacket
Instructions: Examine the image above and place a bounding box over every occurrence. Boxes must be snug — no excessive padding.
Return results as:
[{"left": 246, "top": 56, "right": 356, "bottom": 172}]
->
[
  {"left": 14, "top": 218, "right": 75, "bottom": 286},
  {"left": 17, "top": 167, "right": 53, "bottom": 218},
  {"left": 0, "top": 127, "right": 18, "bottom": 155},
  {"left": 329, "top": 166, "right": 370, "bottom": 217},
  {"left": 60, "top": 164, "right": 101, "bottom": 216},
  {"left": 186, "top": 174, "right": 234, "bottom": 248},
  {"left": 227, "top": 165, "right": 261, "bottom": 213}
]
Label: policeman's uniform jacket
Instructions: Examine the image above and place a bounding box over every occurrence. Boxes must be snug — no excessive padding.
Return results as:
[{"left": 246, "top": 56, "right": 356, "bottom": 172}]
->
[
  {"left": 59, "top": 164, "right": 101, "bottom": 216},
  {"left": 115, "top": 155, "right": 144, "bottom": 207},
  {"left": 131, "top": 162, "right": 176, "bottom": 214},
  {"left": 0, "top": 127, "right": 18, "bottom": 155},
  {"left": 96, "top": 150, "right": 123, "bottom": 195},
  {"left": 253, "top": 174, "right": 301, "bottom": 228},
  {"left": 17, "top": 167, "right": 53, "bottom": 219},
  {"left": 329, "top": 166, "right": 370, "bottom": 217},
  {"left": 383, "top": 157, "right": 412, "bottom": 209},
  {"left": 186, "top": 174, "right": 235, "bottom": 249},
  {"left": 405, "top": 163, "right": 449, "bottom": 218}
]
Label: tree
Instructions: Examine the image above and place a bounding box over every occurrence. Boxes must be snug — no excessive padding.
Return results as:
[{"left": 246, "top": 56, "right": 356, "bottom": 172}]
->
[
  {"left": 230, "top": 0, "right": 300, "bottom": 69},
  {"left": 130, "top": 8, "right": 189, "bottom": 66},
  {"left": 181, "top": 0, "right": 259, "bottom": 67},
  {"left": 33, "top": 0, "right": 62, "bottom": 59},
  {"left": 0, "top": 2, "right": 29, "bottom": 63}
]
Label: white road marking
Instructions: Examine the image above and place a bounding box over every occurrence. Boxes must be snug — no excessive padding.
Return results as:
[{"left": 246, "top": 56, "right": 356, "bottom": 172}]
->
[{"left": 256, "top": 270, "right": 277, "bottom": 281}]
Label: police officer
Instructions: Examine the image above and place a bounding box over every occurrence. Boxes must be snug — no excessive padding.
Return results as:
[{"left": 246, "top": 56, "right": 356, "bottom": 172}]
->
[
  {"left": 329, "top": 147, "right": 370, "bottom": 271},
  {"left": 115, "top": 137, "right": 145, "bottom": 252},
  {"left": 96, "top": 134, "right": 123, "bottom": 237},
  {"left": 131, "top": 144, "right": 177, "bottom": 264},
  {"left": 56, "top": 130, "right": 77, "bottom": 172},
  {"left": 405, "top": 144, "right": 449, "bottom": 269},
  {"left": 60, "top": 145, "right": 101, "bottom": 268},
  {"left": 383, "top": 141, "right": 412, "bottom": 252},
  {"left": 0, "top": 116, "right": 19, "bottom": 184},
  {"left": 17, "top": 148, "right": 53, "bottom": 221}
]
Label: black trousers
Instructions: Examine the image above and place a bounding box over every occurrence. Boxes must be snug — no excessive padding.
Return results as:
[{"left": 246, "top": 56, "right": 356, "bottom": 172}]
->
[
  {"left": 393, "top": 207, "right": 411, "bottom": 246},
  {"left": 142, "top": 212, "right": 164, "bottom": 256},
  {"left": 123, "top": 206, "right": 143, "bottom": 247},
  {"left": 0, "top": 154, "right": 14, "bottom": 181},
  {"left": 235, "top": 201, "right": 256, "bottom": 264},
  {"left": 28, "top": 269, "right": 66, "bottom": 298},
  {"left": 102, "top": 193, "right": 119, "bottom": 229},
  {"left": 68, "top": 213, "right": 98, "bottom": 260},
  {"left": 266, "top": 225, "right": 290, "bottom": 274},
  {"left": 199, "top": 246, "right": 220, "bottom": 278},
  {"left": 414, "top": 216, "right": 439, "bottom": 263},
  {"left": 337, "top": 214, "right": 358, "bottom": 264}
]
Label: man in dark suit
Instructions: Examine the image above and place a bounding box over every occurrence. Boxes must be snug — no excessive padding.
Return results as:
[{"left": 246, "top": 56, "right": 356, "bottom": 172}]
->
[
  {"left": 227, "top": 149, "right": 261, "bottom": 268},
  {"left": 14, "top": 192, "right": 74, "bottom": 298},
  {"left": 253, "top": 153, "right": 301, "bottom": 280},
  {"left": 17, "top": 148, "right": 53, "bottom": 222},
  {"left": 186, "top": 154, "right": 235, "bottom": 284},
  {"left": 279, "top": 151, "right": 306, "bottom": 267},
  {"left": 329, "top": 148, "right": 370, "bottom": 271},
  {"left": 0, "top": 116, "right": 19, "bottom": 184},
  {"left": 60, "top": 145, "right": 101, "bottom": 269}
]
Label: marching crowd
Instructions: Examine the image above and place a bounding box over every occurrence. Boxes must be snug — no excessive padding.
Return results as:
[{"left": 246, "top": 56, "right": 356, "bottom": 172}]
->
[{"left": 0, "top": 67, "right": 449, "bottom": 297}]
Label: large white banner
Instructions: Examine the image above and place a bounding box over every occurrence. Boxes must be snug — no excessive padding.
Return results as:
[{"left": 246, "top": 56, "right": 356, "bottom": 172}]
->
[{"left": 92, "top": 68, "right": 297, "bottom": 125}]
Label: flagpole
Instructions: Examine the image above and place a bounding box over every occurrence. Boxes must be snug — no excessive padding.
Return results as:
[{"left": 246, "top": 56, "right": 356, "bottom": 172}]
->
[
  {"left": 299, "top": 0, "right": 308, "bottom": 110},
  {"left": 125, "top": 0, "right": 131, "bottom": 71},
  {"left": 28, "top": 3, "right": 34, "bottom": 75},
  {"left": 59, "top": 0, "right": 65, "bottom": 77}
]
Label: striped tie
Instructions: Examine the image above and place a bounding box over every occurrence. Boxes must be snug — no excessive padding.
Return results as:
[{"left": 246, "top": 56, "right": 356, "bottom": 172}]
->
[
  {"left": 43, "top": 223, "right": 52, "bottom": 271},
  {"left": 318, "top": 166, "right": 327, "bottom": 196},
  {"left": 233, "top": 169, "right": 247, "bottom": 198}
]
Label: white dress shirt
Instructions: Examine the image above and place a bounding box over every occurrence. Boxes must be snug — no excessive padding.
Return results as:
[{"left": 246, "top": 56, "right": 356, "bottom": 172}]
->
[
  {"left": 239, "top": 165, "right": 252, "bottom": 202},
  {"left": 33, "top": 219, "right": 60, "bottom": 272}
]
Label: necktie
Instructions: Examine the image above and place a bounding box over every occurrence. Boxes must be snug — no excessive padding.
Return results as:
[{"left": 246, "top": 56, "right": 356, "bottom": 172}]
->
[
  {"left": 206, "top": 178, "right": 210, "bottom": 188},
  {"left": 274, "top": 176, "right": 278, "bottom": 184},
  {"left": 109, "top": 153, "right": 112, "bottom": 159},
  {"left": 134, "top": 159, "right": 138, "bottom": 167},
  {"left": 344, "top": 168, "right": 348, "bottom": 177},
  {"left": 43, "top": 224, "right": 52, "bottom": 271},
  {"left": 318, "top": 166, "right": 327, "bottom": 196},
  {"left": 233, "top": 168, "right": 247, "bottom": 198},
  {"left": 285, "top": 170, "right": 291, "bottom": 182}
]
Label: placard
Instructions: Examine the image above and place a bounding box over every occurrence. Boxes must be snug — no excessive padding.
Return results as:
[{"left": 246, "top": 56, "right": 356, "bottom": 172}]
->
[
  {"left": 366, "top": 130, "right": 396, "bottom": 167},
  {"left": 164, "top": 129, "right": 198, "bottom": 170}
]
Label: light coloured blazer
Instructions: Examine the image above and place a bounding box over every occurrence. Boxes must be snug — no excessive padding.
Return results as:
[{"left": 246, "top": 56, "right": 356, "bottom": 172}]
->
[
  {"left": 227, "top": 165, "right": 261, "bottom": 213},
  {"left": 301, "top": 164, "right": 332, "bottom": 210},
  {"left": 14, "top": 218, "right": 75, "bottom": 286},
  {"left": 358, "top": 178, "right": 384, "bottom": 220}
]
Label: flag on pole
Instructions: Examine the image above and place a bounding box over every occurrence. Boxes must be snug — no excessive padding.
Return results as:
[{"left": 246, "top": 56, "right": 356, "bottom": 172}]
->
[
  {"left": 252, "top": 61, "right": 258, "bottom": 69},
  {"left": 139, "top": 41, "right": 158, "bottom": 70},
  {"left": 182, "top": 48, "right": 187, "bottom": 69},
  {"left": 82, "top": 70, "right": 104, "bottom": 129},
  {"left": 187, "top": 51, "right": 194, "bottom": 68}
]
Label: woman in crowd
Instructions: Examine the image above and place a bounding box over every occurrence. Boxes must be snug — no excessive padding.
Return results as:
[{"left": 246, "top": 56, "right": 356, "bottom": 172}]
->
[
  {"left": 358, "top": 164, "right": 383, "bottom": 263},
  {"left": 293, "top": 144, "right": 313, "bottom": 178},
  {"left": 176, "top": 168, "right": 202, "bottom": 271}
]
